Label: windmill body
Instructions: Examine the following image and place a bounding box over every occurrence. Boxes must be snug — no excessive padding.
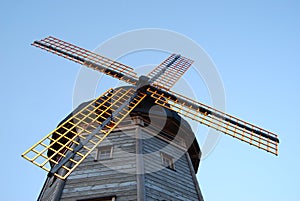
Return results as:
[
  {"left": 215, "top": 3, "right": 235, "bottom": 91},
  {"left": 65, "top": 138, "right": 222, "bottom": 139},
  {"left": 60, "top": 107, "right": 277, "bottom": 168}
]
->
[
  {"left": 38, "top": 92, "right": 203, "bottom": 201},
  {"left": 22, "top": 36, "right": 279, "bottom": 201}
]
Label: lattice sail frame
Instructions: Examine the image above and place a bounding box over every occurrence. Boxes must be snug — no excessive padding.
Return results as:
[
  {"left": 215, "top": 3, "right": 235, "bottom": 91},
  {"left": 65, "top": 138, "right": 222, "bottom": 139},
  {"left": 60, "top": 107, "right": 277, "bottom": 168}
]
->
[
  {"left": 147, "top": 53, "right": 194, "bottom": 90},
  {"left": 146, "top": 87, "right": 279, "bottom": 155},
  {"left": 22, "top": 88, "right": 146, "bottom": 180},
  {"left": 32, "top": 36, "right": 139, "bottom": 85}
]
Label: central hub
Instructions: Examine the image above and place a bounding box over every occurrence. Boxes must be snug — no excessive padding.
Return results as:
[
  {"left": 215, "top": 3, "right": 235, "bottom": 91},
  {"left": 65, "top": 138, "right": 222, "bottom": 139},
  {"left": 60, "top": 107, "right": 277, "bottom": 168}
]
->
[{"left": 137, "top": 75, "right": 150, "bottom": 89}]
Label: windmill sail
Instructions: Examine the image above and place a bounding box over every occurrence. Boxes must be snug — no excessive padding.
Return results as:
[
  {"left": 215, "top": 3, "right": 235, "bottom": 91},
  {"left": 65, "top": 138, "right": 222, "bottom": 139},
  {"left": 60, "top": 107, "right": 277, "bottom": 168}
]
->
[
  {"left": 147, "top": 54, "right": 194, "bottom": 90},
  {"left": 146, "top": 86, "right": 279, "bottom": 155},
  {"left": 32, "top": 36, "right": 139, "bottom": 85},
  {"left": 22, "top": 87, "right": 146, "bottom": 179}
]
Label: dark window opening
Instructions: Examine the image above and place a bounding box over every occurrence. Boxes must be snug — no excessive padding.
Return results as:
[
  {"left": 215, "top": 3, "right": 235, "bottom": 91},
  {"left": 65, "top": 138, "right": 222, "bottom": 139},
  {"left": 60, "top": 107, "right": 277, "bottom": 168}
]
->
[
  {"left": 77, "top": 195, "right": 116, "bottom": 201},
  {"left": 161, "top": 152, "right": 175, "bottom": 170}
]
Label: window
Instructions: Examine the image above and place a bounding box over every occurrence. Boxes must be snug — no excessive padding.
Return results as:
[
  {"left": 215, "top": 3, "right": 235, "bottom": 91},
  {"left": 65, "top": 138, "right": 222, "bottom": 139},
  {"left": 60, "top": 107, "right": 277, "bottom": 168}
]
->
[
  {"left": 94, "top": 145, "right": 113, "bottom": 161},
  {"left": 160, "top": 152, "right": 175, "bottom": 170},
  {"left": 78, "top": 196, "right": 116, "bottom": 201}
]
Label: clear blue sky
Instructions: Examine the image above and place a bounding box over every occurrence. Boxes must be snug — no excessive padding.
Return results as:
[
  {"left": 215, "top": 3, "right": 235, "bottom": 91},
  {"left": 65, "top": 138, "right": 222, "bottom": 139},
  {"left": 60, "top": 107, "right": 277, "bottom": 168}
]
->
[{"left": 1, "top": 1, "right": 299, "bottom": 200}]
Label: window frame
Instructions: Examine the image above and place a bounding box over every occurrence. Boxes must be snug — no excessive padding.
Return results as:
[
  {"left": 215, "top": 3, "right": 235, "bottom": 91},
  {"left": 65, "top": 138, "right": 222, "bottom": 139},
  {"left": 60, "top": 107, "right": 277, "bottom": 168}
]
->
[
  {"left": 160, "top": 152, "right": 175, "bottom": 170},
  {"left": 77, "top": 196, "right": 116, "bottom": 201},
  {"left": 94, "top": 145, "right": 113, "bottom": 161}
]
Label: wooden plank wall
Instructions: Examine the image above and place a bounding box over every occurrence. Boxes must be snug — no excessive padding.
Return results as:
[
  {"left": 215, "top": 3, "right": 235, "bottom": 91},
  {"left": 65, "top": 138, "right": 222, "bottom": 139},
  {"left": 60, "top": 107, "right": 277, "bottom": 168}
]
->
[
  {"left": 142, "top": 130, "right": 201, "bottom": 201},
  {"left": 37, "top": 118, "right": 203, "bottom": 201},
  {"left": 60, "top": 129, "right": 138, "bottom": 201}
]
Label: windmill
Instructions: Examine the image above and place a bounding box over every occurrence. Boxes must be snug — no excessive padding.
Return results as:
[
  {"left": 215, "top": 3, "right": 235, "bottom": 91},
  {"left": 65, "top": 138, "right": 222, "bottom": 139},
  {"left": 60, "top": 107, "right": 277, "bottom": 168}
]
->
[{"left": 22, "top": 36, "right": 279, "bottom": 183}]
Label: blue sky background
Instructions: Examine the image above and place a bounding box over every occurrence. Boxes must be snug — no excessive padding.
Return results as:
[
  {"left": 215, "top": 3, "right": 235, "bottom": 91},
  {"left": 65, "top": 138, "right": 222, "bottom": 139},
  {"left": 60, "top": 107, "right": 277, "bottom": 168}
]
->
[{"left": 1, "top": 1, "right": 299, "bottom": 200}]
